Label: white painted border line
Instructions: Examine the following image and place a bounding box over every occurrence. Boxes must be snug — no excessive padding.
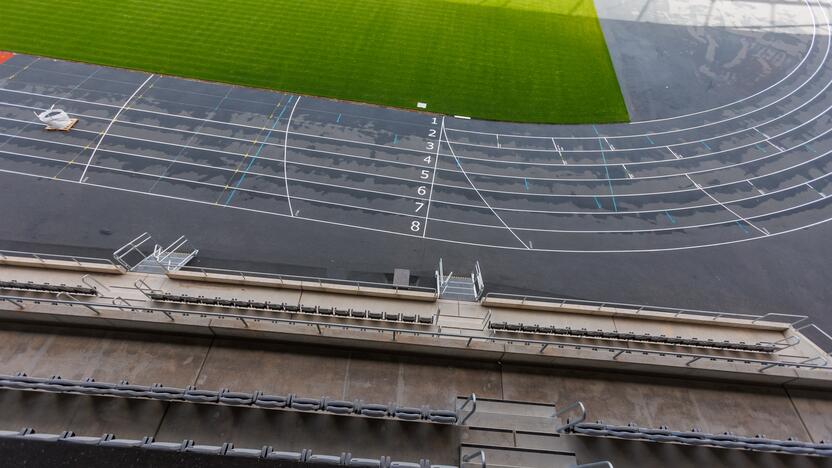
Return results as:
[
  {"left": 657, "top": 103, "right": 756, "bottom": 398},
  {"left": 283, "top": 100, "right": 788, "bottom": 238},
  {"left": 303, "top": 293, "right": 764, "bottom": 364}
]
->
[
  {"left": 78, "top": 74, "right": 154, "bottom": 183},
  {"left": 1, "top": 124, "right": 831, "bottom": 215},
  {"left": 284, "top": 96, "right": 301, "bottom": 217},
  {"left": 1, "top": 165, "right": 830, "bottom": 254},
  {"left": 686, "top": 174, "right": 769, "bottom": 235},
  {"left": 443, "top": 127, "right": 529, "bottom": 249}
]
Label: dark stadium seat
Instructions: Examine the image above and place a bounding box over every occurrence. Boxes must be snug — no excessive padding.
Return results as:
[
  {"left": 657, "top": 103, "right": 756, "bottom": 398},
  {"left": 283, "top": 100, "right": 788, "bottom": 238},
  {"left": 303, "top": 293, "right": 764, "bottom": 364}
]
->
[
  {"left": 0, "top": 280, "right": 97, "bottom": 296},
  {"left": 490, "top": 321, "right": 779, "bottom": 353},
  {"left": 0, "top": 373, "right": 462, "bottom": 427}
]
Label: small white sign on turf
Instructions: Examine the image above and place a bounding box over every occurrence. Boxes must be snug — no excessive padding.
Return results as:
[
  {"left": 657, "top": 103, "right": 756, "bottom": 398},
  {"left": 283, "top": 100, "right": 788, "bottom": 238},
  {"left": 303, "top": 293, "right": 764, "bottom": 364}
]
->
[{"left": 417, "top": 102, "right": 427, "bottom": 109}]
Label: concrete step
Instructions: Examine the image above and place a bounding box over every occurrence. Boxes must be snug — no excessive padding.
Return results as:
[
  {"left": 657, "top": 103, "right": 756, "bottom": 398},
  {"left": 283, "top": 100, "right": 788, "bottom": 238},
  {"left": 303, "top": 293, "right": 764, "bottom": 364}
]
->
[
  {"left": 461, "top": 444, "right": 577, "bottom": 468},
  {"left": 457, "top": 397, "right": 558, "bottom": 433},
  {"left": 462, "top": 427, "right": 572, "bottom": 452}
]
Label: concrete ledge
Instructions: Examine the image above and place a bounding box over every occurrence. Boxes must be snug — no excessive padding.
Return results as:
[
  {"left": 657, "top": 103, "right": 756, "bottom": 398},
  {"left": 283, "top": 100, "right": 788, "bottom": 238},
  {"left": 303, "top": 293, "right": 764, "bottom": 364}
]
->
[
  {"left": 482, "top": 297, "right": 792, "bottom": 331},
  {"left": 0, "top": 256, "right": 124, "bottom": 275},
  {"left": 3, "top": 303, "right": 831, "bottom": 391},
  {"left": 167, "top": 270, "right": 437, "bottom": 302}
]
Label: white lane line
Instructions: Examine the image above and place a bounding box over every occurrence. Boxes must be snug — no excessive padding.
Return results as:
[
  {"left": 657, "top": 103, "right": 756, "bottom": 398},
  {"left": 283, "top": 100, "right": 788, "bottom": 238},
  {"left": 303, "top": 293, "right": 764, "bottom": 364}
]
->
[
  {"left": 284, "top": 96, "right": 301, "bottom": 217},
  {"left": 78, "top": 74, "right": 154, "bottom": 183},
  {"left": 6, "top": 132, "right": 827, "bottom": 221},
  {"left": 667, "top": 146, "right": 682, "bottom": 159},
  {"left": 1, "top": 164, "right": 831, "bottom": 254},
  {"left": 422, "top": 116, "right": 445, "bottom": 238},
  {"left": 150, "top": 87, "right": 233, "bottom": 193},
  {"left": 2, "top": 122, "right": 831, "bottom": 208},
  {"left": 443, "top": 127, "right": 529, "bottom": 249},
  {"left": 4, "top": 105, "right": 828, "bottom": 191},
  {"left": 0, "top": 87, "right": 436, "bottom": 156},
  {"left": 806, "top": 181, "right": 826, "bottom": 197},
  {"left": 552, "top": 138, "right": 566, "bottom": 164},
  {"left": 2, "top": 106, "right": 830, "bottom": 190},
  {"left": 685, "top": 174, "right": 769, "bottom": 235}
]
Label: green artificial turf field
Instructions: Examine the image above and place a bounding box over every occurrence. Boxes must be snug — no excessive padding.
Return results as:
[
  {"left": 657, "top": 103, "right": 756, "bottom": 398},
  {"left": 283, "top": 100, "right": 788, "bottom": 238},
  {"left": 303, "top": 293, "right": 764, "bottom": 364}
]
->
[{"left": 0, "top": 0, "right": 629, "bottom": 123}]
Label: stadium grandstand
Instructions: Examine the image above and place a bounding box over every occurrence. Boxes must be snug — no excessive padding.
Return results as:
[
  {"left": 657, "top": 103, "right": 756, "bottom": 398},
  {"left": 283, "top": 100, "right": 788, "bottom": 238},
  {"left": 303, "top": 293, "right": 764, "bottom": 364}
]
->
[{"left": 0, "top": 0, "right": 831, "bottom": 467}]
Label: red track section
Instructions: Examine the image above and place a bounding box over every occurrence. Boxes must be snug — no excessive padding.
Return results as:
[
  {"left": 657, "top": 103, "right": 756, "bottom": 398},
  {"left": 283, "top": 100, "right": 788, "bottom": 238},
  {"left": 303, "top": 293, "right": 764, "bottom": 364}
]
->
[{"left": 0, "top": 52, "right": 14, "bottom": 65}]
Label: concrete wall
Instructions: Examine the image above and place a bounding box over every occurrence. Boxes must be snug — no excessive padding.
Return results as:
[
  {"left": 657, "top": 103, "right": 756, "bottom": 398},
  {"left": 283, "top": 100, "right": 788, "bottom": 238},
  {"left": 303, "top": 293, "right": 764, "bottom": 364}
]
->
[{"left": 0, "top": 322, "right": 830, "bottom": 445}]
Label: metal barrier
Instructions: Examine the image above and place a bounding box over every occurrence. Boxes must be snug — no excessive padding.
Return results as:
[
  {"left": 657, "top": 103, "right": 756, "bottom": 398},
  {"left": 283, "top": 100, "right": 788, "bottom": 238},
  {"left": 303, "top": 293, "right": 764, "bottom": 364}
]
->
[
  {"left": 571, "top": 462, "right": 614, "bottom": 468},
  {"left": 0, "top": 427, "right": 456, "bottom": 467},
  {"left": 1, "top": 294, "right": 830, "bottom": 373},
  {"left": 797, "top": 323, "right": 832, "bottom": 354},
  {"left": 555, "top": 401, "right": 586, "bottom": 433},
  {"left": 113, "top": 233, "right": 197, "bottom": 272},
  {"left": 461, "top": 450, "right": 486, "bottom": 468},
  {"left": 483, "top": 293, "right": 808, "bottom": 326},
  {"left": 0, "top": 373, "right": 462, "bottom": 425},
  {"left": 0, "top": 249, "right": 119, "bottom": 268},
  {"left": 558, "top": 417, "right": 832, "bottom": 457},
  {"left": 457, "top": 394, "right": 478, "bottom": 425},
  {"left": 176, "top": 265, "right": 437, "bottom": 295}
]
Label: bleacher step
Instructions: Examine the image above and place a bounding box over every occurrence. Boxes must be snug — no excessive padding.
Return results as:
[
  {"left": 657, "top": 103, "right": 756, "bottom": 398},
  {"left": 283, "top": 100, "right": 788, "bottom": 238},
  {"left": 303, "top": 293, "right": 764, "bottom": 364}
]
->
[
  {"left": 462, "top": 427, "right": 573, "bottom": 452},
  {"left": 456, "top": 397, "right": 558, "bottom": 433},
  {"left": 461, "top": 443, "right": 577, "bottom": 468}
]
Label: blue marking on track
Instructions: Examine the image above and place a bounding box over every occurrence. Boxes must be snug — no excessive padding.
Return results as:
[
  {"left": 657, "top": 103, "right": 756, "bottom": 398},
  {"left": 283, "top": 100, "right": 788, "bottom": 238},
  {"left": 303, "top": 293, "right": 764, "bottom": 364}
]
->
[
  {"left": 225, "top": 96, "right": 294, "bottom": 206},
  {"left": 646, "top": 135, "right": 654, "bottom": 145},
  {"left": 702, "top": 141, "right": 711, "bottom": 151},
  {"left": 336, "top": 113, "right": 342, "bottom": 123},
  {"left": 593, "top": 196, "right": 602, "bottom": 209},
  {"left": 735, "top": 221, "right": 750, "bottom": 234},
  {"left": 664, "top": 211, "right": 676, "bottom": 224},
  {"left": 756, "top": 143, "right": 766, "bottom": 151},
  {"left": 524, "top": 178, "right": 529, "bottom": 191},
  {"left": 806, "top": 143, "right": 817, "bottom": 153},
  {"left": 393, "top": 134, "right": 398, "bottom": 145},
  {"left": 592, "top": 127, "right": 618, "bottom": 212}
]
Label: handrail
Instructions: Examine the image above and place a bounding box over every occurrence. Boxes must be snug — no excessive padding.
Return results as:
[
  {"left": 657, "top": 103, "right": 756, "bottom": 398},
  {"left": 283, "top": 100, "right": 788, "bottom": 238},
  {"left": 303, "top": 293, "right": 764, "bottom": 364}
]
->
[
  {"left": 457, "top": 393, "right": 477, "bottom": 425},
  {"left": 1, "top": 294, "right": 830, "bottom": 372},
  {"left": 80, "top": 274, "right": 109, "bottom": 292},
  {"left": 176, "top": 265, "right": 437, "bottom": 294},
  {"left": 483, "top": 292, "right": 808, "bottom": 326},
  {"left": 0, "top": 249, "right": 118, "bottom": 268},
  {"left": 461, "top": 450, "right": 486, "bottom": 468},
  {"left": 555, "top": 401, "right": 586, "bottom": 433},
  {"left": 797, "top": 323, "right": 832, "bottom": 354},
  {"left": 572, "top": 462, "right": 614, "bottom": 468}
]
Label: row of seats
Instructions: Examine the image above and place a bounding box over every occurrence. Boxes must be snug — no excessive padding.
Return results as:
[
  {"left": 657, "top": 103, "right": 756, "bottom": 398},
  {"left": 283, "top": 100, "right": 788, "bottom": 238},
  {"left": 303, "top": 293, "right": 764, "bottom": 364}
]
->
[
  {"left": 0, "top": 280, "right": 97, "bottom": 296},
  {"left": 0, "top": 428, "right": 454, "bottom": 467},
  {"left": 148, "top": 292, "right": 435, "bottom": 325},
  {"left": 0, "top": 373, "right": 459, "bottom": 424},
  {"left": 565, "top": 422, "right": 832, "bottom": 456},
  {"left": 490, "top": 322, "right": 777, "bottom": 353}
]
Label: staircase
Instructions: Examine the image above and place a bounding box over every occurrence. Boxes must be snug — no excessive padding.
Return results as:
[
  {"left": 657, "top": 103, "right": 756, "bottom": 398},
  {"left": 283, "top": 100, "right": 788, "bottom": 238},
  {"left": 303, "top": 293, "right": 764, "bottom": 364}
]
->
[
  {"left": 457, "top": 397, "right": 580, "bottom": 467},
  {"left": 440, "top": 275, "right": 478, "bottom": 301}
]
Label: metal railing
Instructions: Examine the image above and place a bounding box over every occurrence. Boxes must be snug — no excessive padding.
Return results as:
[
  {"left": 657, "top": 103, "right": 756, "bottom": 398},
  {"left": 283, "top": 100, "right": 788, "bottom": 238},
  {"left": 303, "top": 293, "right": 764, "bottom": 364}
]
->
[
  {"left": 457, "top": 393, "right": 478, "bottom": 425},
  {"left": 483, "top": 293, "right": 808, "bottom": 326},
  {"left": 0, "top": 249, "right": 119, "bottom": 268},
  {"left": 1, "top": 294, "right": 830, "bottom": 373},
  {"left": 797, "top": 323, "right": 832, "bottom": 354},
  {"left": 176, "top": 265, "right": 437, "bottom": 295},
  {"left": 461, "top": 450, "right": 486, "bottom": 468},
  {"left": 555, "top": 401, "right": 587, "bottom": 433}
]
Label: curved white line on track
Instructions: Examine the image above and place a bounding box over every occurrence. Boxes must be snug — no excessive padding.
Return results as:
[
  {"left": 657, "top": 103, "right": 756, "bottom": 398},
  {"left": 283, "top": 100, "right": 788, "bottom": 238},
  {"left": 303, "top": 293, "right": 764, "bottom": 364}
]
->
[
  {"left": 285, "top": 96, "right": 301, "bottom": 217},
  {"left": 78, "top": 74, "right": 154, "bottom": 182},
  {"left": 442, "top": 127, "right": 529, "bottom": 249}
]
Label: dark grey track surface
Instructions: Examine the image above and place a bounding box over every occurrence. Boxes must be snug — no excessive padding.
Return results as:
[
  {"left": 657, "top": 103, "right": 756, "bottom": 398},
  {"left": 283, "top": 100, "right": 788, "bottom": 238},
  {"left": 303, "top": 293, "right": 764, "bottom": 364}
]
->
[{"left": 0, "top": 0, "right": 831, "bottom": 332}]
